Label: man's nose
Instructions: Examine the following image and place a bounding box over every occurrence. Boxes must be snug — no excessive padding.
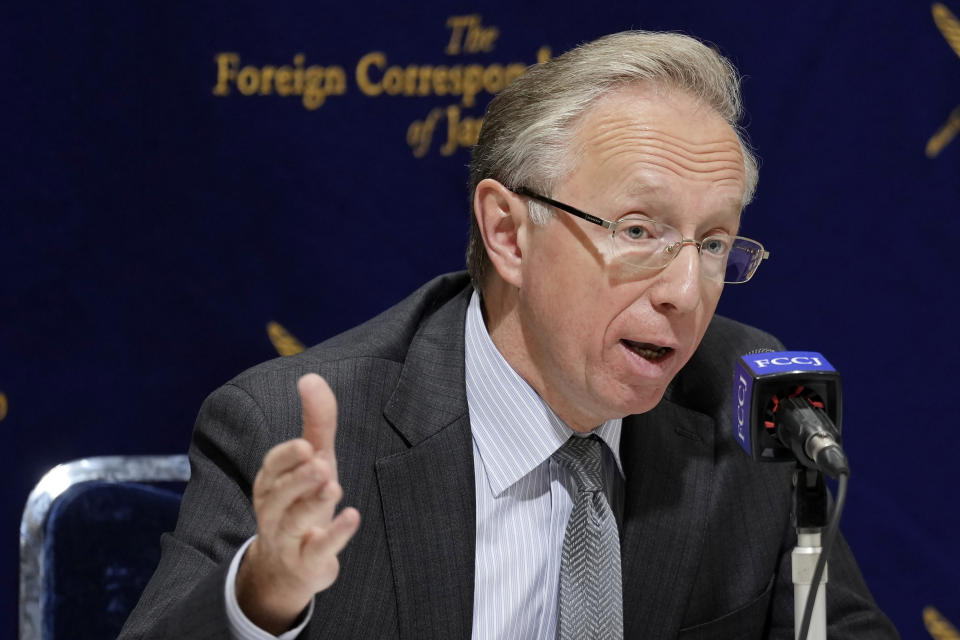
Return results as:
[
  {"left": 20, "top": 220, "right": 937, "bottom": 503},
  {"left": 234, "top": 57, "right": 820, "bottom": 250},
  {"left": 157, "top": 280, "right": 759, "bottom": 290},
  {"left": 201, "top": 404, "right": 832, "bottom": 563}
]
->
[{"left": 649, "top": 242, "right": 704, "bottom": 313}]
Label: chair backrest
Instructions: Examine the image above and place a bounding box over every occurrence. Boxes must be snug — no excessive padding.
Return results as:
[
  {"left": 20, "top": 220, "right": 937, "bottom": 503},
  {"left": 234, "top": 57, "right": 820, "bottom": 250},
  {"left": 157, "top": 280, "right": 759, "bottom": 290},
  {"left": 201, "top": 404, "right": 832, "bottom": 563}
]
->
[{"left": 20, "top": 455, "right": 190, "bottom": 640}]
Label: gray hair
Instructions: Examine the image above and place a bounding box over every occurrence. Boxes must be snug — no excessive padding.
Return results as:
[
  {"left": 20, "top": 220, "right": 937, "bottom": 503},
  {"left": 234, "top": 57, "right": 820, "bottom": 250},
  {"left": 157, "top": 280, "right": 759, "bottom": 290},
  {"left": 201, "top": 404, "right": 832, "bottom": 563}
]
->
[{"left": 466, "top": 30, "right": 759, "bottom": 291}]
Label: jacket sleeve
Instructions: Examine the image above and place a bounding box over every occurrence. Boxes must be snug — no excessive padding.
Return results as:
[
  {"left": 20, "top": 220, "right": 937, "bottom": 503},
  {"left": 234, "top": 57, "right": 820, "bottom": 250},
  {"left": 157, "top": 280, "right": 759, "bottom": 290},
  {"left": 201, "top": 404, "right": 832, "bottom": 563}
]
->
[{"left": 117, "top": 383, "right": 273, "bottom": 640}]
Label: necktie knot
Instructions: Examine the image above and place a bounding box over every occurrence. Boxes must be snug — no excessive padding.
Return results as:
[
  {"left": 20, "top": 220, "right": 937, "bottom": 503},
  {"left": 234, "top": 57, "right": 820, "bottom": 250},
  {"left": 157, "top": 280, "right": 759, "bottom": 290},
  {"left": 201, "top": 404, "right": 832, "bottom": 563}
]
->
[{"left": 554, "top": 435, "right": 604, "bottom": 493}]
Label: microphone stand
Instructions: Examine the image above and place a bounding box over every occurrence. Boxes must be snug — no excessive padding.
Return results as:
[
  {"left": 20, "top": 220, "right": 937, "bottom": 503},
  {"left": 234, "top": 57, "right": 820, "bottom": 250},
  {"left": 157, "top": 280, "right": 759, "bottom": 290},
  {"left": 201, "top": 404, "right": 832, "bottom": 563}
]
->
[{"left": 792, "top": 467, "right": 828, "bottom": 640}]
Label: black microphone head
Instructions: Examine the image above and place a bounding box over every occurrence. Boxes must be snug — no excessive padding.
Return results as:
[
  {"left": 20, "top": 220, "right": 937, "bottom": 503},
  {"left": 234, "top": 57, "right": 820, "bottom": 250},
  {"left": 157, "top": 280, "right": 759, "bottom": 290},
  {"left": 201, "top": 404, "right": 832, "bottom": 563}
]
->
[{"left": 733, "top": 351, "right": 843, "bottom": 464}]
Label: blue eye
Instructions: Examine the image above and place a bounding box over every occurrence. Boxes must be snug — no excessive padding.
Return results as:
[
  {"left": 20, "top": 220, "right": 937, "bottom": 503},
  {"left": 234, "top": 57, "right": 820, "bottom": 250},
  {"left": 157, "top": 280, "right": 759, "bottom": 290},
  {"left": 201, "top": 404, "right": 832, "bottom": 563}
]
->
[
  {"left": 618, "top": 219, "right": 658, "bottom": 242},
  {"left": 701, "top": 236, "right": 731, "bottom": 256}
]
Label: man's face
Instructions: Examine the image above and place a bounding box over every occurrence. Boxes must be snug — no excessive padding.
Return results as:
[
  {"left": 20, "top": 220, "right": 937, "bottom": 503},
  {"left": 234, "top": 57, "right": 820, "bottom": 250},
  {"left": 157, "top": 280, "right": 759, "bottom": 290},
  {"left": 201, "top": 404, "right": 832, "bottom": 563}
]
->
[{"left": 510, "top": 84, "right": 747, "bottom": 431}]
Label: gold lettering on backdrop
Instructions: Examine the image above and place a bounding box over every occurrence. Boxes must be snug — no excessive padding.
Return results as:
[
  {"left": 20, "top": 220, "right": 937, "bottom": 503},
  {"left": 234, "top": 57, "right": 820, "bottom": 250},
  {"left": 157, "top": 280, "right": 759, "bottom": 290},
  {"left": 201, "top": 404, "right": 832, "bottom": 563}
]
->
[
  {"left": 441, "top": 105, "right": 483, "bottom": 155},
  {"left": 400, "top": 16, "right": 548, "bottom": 156},
  {"left": 0, "top": 392, "right": 7, "bottom": 421},
  {"left": 924, "top": 606, "right": 960, "bottom": 639},
  {"left": 212, "top": 17, "right": 553, "bottom": 155},
  {"left": 927, "top": 3, "right": 960, "bottom": 157},
  {"left": 355, "top": 53, "right": 526, "bottom": 106},
  {"left": 212, "top": 53, "right": 347, "bottom": 110},
  {"left": 355, "top": 51, "right": 386, "bottom": 96},
  {"left": 407, "top": 105, "right": 484, "bottom": 157},
  {"left": 266, "top": 321, "right": 306, "bottom": 356},
  {"left": 445, "top": 15, "right": 499, "bottom": 54},
  {"left": 407, "top": 107, "right": 444, "bottom": 157}
]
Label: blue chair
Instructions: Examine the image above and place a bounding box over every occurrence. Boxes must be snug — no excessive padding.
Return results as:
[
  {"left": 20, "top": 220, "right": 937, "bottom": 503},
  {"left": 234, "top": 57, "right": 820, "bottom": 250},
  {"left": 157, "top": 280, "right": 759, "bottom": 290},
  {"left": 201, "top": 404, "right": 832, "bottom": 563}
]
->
[{"left": 19, "top": 455, "right": 190, "bottom": 640}]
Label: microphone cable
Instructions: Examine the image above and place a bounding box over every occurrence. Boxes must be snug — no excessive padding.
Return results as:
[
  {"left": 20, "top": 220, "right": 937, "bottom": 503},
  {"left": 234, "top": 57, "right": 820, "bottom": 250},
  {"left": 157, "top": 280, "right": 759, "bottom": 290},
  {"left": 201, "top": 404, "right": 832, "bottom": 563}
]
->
[{"left": 797, "top": 470, "right": 849, "bottom": 640}]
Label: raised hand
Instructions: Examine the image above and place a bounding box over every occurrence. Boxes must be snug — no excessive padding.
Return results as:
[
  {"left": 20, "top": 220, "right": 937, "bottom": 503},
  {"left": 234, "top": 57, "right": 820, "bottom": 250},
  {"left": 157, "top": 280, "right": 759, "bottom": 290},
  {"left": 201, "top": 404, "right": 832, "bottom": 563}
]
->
[{"left": 236, "top": 374, "right": 361, "bottom": 634}]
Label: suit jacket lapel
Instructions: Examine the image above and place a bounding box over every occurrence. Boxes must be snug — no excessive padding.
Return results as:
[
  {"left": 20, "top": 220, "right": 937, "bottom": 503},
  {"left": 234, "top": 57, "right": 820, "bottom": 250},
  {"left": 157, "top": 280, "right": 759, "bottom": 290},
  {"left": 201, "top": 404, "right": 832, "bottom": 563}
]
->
[
  {"left": 376, "top": 287, "right": 476, "bottom": 640},
  {"left": 369, "top": 280, "right": 725, "bottom": 639},
  {"left": 620, "top": 399, "right": 717, "bottom": 638}
]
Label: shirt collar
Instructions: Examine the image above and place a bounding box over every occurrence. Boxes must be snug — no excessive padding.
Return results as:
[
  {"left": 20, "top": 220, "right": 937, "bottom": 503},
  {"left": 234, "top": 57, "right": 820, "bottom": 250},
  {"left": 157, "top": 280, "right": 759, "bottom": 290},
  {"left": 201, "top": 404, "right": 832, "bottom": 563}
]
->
[{"left": 464, "top": 291, "right": 623, "bottom": 497}]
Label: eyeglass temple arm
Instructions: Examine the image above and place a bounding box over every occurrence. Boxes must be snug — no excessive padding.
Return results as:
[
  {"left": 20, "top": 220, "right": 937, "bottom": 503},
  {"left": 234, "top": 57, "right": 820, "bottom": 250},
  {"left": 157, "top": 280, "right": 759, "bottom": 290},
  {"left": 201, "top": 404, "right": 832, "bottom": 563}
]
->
[{"left": 512, "top": 187, "right": 614, "bottom": 230}]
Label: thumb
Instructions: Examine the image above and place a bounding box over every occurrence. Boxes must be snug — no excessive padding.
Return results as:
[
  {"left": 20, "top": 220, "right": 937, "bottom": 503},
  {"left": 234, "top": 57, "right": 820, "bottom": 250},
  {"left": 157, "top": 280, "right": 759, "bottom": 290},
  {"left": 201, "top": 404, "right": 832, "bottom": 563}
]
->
[{"left": 297, "top": 374, "right": 338, "bottom": 454}]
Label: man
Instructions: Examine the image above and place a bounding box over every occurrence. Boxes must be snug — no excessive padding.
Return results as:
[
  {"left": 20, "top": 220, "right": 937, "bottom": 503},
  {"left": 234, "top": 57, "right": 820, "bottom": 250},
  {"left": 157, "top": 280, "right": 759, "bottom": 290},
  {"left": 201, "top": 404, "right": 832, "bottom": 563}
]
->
[{"left": 120, "top": 31, "right": 898, "bottom": 638}]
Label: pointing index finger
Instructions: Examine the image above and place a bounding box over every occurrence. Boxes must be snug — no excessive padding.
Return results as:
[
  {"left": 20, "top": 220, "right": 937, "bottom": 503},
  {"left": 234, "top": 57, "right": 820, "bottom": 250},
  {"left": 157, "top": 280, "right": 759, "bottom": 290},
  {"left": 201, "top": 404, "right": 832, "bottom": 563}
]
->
[{"left": 297, "top": 374, "right": 338, "bottom": 455}]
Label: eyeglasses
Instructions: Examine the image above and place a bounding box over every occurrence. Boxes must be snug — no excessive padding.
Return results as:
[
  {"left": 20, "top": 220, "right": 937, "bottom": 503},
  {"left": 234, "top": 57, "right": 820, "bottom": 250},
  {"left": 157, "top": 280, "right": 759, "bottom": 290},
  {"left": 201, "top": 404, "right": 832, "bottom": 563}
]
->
[{"left": 511, "top": 187, "right": 770, "bottom": 284}]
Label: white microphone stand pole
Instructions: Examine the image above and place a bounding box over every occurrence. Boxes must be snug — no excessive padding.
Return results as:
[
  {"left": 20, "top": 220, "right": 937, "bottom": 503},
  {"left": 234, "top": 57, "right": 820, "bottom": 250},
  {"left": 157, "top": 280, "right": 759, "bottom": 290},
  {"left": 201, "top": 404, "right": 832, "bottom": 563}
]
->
[{"left": 792, "top": 468, "right": 828, "bottom": 640}]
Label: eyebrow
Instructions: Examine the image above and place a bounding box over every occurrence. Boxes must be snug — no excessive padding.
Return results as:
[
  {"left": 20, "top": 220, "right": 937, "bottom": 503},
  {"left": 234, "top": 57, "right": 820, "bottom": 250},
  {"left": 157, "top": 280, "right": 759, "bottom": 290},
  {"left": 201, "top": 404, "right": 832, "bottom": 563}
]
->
[{"left": 616, "top": 184, "right": 742, "bottom": 234}]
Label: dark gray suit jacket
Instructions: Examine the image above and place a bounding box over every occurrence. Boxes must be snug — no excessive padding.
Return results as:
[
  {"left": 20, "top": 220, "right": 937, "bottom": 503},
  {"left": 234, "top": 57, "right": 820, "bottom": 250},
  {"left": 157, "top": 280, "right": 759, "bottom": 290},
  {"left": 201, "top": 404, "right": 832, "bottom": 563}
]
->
[{"left": 120, "top": 272, "right": 898, "bottom": 639}]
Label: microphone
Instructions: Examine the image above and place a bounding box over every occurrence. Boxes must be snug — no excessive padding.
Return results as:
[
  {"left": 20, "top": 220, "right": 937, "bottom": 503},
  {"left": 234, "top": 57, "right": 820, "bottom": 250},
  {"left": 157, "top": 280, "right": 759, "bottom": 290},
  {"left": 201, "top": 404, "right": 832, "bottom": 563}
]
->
[{"left": 734, "top": 350, "right": 850, "bottom": 478}]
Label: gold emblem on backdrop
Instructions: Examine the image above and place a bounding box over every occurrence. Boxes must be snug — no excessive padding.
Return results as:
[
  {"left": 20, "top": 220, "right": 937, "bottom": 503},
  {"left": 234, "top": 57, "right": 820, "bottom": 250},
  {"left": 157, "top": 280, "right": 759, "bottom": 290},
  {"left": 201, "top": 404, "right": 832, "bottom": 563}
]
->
[
  {"left": 925, "top": 606, "right": 960, "bottom": 639},
  {"left": 211, "top": 15, "right": 551, "bottom": 157},
  {"left": 0, "top": 392, "right": 7, "bottom": 421},
  {"left": 927, "top": 3, "right": 960, "bottom": 158},
  {"left": 267, "top": 321, "right": 306, "bottom": 356}
]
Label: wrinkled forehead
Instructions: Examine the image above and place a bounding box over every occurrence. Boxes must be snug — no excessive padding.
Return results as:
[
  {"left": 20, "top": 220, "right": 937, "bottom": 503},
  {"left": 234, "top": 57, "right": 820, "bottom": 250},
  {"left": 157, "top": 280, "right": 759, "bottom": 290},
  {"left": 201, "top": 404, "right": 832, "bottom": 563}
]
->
[
  {"left": 573, "top": 83, "right": 742, "bottom": 161},
  {"left": 563, "top": 84, "right": 746, "bottom": 202}
]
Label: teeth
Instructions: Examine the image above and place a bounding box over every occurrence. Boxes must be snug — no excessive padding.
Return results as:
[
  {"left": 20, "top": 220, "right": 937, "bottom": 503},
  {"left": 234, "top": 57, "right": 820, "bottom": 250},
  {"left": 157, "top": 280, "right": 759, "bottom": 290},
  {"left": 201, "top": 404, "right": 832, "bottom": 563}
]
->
[{"left": 624, "top": 341, "right": 671, "bottom": 360}]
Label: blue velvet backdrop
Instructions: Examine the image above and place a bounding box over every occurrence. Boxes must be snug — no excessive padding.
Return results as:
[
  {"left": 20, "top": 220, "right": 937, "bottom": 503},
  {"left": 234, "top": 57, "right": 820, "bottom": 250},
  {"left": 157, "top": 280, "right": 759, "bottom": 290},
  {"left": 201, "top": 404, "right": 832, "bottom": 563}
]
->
[{"left": 5, "top": 1, "right": 960, "bottom": 638}]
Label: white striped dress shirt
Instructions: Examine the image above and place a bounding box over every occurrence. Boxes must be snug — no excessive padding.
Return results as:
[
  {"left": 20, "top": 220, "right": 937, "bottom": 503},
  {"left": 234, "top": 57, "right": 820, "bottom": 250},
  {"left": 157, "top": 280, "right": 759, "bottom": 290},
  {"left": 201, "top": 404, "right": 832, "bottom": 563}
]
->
[
  {"left": 465, "top": 291, "right": 624, "bottom": 640},
  {"left": 225, "top": 290, "right": 625, "bottom": 639}
]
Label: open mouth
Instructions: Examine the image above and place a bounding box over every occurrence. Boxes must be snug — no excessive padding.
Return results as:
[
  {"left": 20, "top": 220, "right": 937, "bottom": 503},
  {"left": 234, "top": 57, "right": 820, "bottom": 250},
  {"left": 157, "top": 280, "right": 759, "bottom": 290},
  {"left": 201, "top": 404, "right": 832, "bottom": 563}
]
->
[{"left": 622, "top": 339, "right": 673, "bottom": 362}]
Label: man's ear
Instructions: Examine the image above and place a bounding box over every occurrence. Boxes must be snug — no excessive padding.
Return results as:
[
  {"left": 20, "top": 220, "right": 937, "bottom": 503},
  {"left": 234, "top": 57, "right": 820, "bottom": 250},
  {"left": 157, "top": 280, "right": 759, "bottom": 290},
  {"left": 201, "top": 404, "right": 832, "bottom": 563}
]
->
[{"left": 473, "top": 178, "right": 527, "bottom": 288}]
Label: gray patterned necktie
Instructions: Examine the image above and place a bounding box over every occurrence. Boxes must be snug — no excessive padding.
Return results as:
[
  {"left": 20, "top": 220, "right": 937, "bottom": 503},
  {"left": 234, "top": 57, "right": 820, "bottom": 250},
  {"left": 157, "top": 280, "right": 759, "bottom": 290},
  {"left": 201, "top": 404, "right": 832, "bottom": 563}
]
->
[{"left": 554, "top": 435, "right": 624, "bottom": 640}]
